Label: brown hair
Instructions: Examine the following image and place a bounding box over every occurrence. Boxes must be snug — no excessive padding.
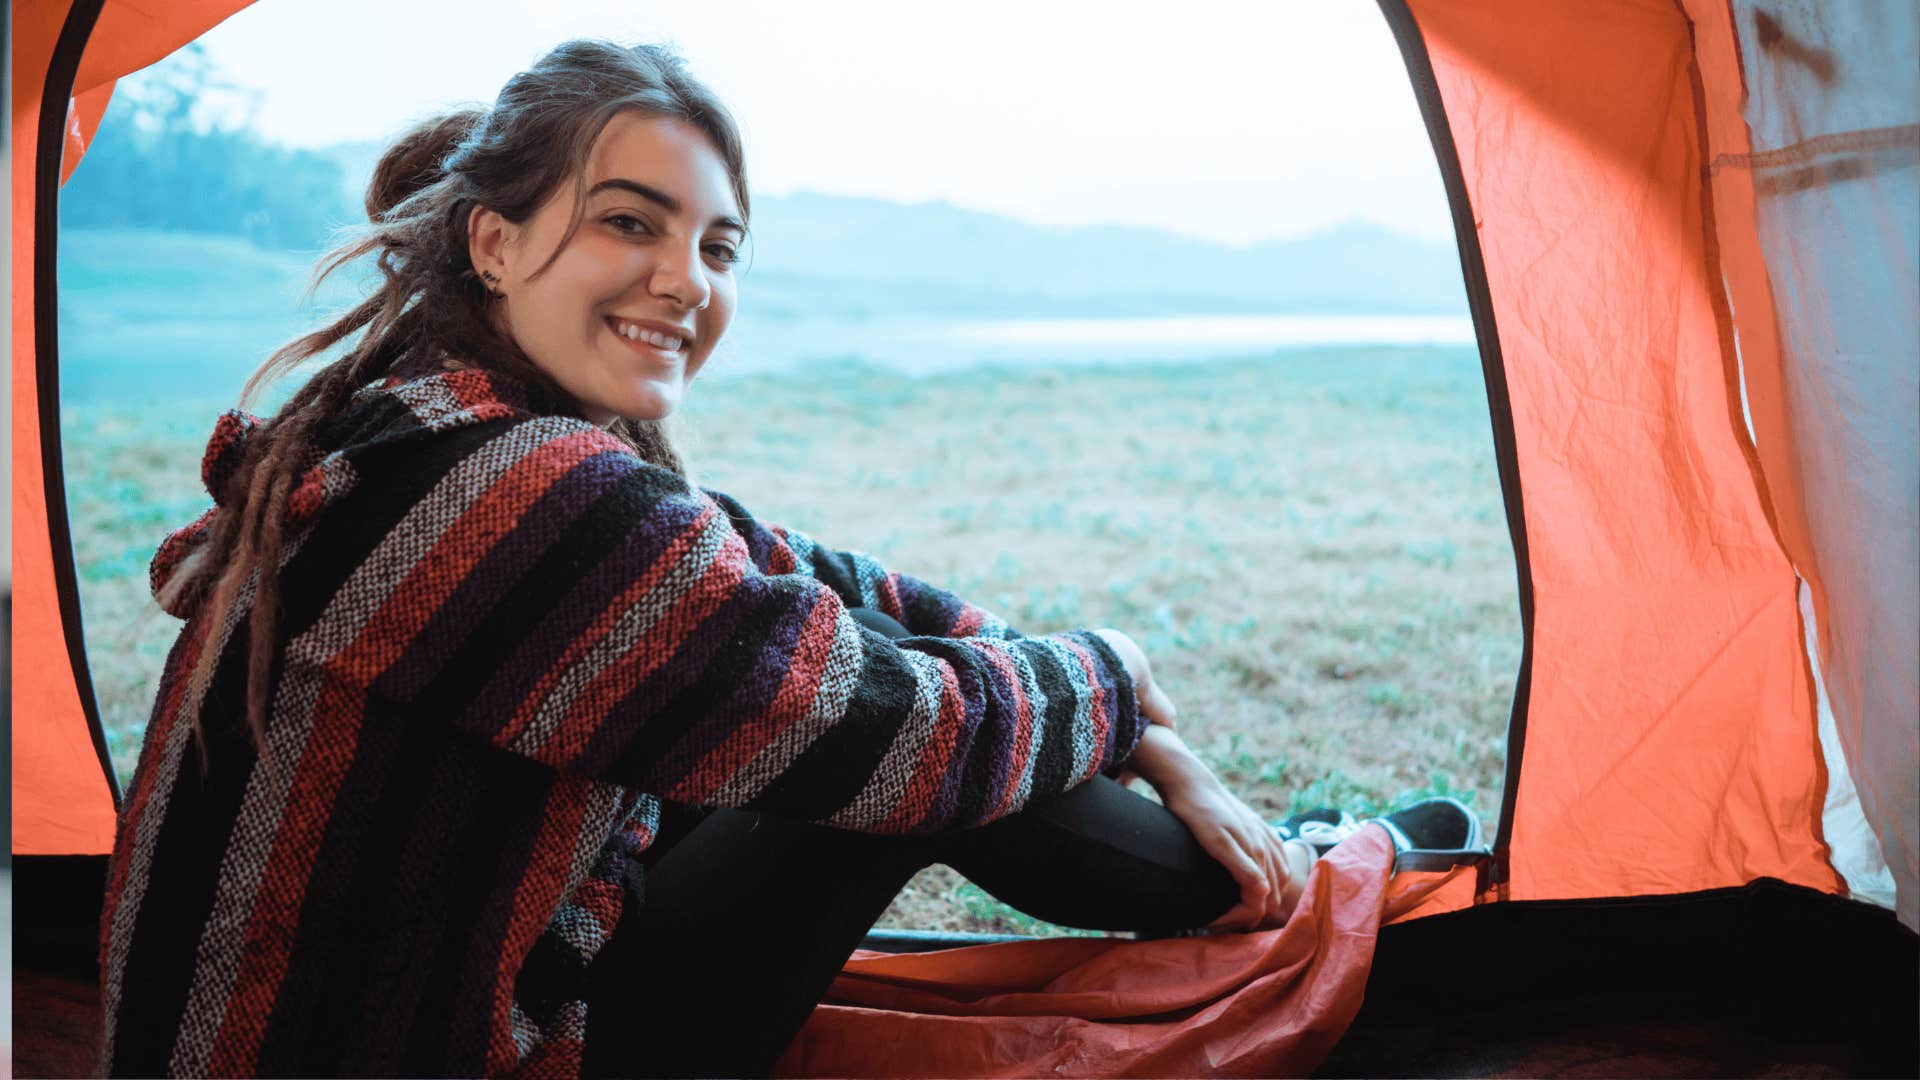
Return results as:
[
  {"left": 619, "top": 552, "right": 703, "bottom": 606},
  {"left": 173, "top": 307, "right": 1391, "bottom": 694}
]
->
[{"left": 161, "top": 39, "right": 751, "bottom": 753}]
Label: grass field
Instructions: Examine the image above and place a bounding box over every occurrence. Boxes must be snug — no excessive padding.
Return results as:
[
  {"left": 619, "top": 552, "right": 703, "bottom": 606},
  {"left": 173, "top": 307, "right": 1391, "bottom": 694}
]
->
[{"left": 63, "top": 344, "right": 1519, "bottom": 936}]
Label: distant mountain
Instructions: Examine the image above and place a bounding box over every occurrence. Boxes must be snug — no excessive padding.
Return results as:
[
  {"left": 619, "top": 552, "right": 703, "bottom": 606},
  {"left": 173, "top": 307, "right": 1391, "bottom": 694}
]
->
[
  {"left": 314, "top": 142, "right": 1466, "bottom": 318},
  {"left": 742, "top": 191, "right": 1468, "bottom": 317}
]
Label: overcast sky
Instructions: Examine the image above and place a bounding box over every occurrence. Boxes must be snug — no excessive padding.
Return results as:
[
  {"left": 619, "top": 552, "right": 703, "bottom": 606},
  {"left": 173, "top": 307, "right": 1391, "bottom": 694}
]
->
[{"left": 189, "top": 0, "right": 1453, "bottom": 246}]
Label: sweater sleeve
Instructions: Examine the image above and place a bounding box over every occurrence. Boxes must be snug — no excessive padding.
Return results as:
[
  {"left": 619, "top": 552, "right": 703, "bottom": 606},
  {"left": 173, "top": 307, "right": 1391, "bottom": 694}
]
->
[
  {"left": 700, "top": 486, "right": 1026, "bottom": 641},
  {"left": 310, "top": 421, "right": 1143, "bottom": 836}
]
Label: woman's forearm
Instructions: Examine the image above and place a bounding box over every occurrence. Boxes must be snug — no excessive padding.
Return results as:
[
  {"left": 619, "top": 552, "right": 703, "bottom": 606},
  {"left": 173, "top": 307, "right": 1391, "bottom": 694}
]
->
[{"left": 1125, "top": 724, "right": 1216, "bottom": 795}]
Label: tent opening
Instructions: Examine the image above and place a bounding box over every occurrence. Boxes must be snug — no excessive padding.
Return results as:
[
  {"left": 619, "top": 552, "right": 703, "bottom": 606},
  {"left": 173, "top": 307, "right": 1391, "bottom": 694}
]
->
[{"left": 54, "top": 1, "right": 1519, "bottom": 939}]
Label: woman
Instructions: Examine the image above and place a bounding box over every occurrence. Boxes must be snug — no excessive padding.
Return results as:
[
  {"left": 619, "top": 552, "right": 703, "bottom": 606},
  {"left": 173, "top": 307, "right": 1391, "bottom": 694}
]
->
[{"left": 100, "top": 39, "right": 1328, "bottom": 1078}]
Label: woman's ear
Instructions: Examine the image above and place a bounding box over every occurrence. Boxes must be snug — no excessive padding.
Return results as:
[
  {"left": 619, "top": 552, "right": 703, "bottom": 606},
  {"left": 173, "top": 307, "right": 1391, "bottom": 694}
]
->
[{"left": 467, "top": 204, "right": 514, "bottom": 287}]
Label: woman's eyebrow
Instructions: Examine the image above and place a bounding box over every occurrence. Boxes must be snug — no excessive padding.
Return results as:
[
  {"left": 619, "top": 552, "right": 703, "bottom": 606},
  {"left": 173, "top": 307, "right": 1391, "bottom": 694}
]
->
[{"left": 588, "top": 177, "right": 746, "bottom": 234}]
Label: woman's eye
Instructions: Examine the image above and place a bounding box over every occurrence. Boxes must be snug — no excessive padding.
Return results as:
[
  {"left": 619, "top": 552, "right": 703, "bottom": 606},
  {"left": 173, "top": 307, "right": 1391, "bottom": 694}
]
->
[{"left": 605, "top": 214, "right": 737, "bottom": 265}]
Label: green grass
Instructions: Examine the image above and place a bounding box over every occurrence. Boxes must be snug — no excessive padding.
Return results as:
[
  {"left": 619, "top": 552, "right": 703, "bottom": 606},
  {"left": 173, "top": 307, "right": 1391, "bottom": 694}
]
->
[{"left": 64, "top": 328, "right": 1518, "bottom": 939}]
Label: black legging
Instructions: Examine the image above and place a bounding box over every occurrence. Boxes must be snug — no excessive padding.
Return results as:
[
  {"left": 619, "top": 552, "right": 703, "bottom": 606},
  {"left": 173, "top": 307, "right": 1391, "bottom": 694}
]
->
[{"left": 581, "top": 610, "right": 1240, "bottom": 1078}]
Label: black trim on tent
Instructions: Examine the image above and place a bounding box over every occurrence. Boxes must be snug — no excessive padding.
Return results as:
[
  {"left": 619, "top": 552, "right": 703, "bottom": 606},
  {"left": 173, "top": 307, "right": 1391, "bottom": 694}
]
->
[
  {"left": 1374, "top": 0, "right": 1535, "bottom": 891},
  {"left": 14, "top": 854, "right": 111, "bottom": 980},
  {"left": 1326, "top": 877, "right": 1918, "bottom": 1076},
  {"left": 33, "top": 0, "right": 122, "bottom": 811}
]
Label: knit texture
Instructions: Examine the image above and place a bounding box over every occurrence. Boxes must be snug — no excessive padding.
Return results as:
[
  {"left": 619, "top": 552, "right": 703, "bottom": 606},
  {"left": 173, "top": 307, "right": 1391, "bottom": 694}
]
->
[{"left": 100, "top": 366, "right": 1143, "bottom": 1078}]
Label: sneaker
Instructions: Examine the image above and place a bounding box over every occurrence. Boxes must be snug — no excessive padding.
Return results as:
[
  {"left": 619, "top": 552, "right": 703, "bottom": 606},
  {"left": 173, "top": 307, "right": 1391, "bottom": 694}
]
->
[
  {"left": 1273, "top": 807, "right": 1364, "bottom": 856},
  {"left": 1273, "top": 797, "right": 1484, "bottom": 856},
  {"left": 1376, "top": 796, "right": 1482, "bottom": 853}
]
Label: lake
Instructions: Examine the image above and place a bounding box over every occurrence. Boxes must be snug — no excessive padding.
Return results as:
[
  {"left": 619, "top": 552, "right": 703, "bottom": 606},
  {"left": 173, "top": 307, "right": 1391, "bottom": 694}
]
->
[
  {"left": 60, "top": 302, "right": 1478, "bottom": 402},
  {"left": 702, "top": 313, "right": 1477, "bottom": 380}
]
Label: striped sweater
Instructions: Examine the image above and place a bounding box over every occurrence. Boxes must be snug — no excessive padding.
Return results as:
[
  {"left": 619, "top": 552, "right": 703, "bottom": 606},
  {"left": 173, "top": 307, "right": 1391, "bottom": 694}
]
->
[{"left": 99, "top": 365, "right": 1144, "bottom": 1078}]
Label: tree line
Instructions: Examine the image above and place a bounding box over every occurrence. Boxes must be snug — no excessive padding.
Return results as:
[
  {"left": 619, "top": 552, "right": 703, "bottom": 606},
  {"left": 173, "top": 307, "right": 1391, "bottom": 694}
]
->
[{"left": 61, "top": 44, "right": 357, "bottom": 253}]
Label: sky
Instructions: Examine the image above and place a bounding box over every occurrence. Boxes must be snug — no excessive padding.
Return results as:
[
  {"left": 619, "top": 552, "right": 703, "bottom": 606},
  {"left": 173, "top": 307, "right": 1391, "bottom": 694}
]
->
[{"left": 188, "top": 0, "right": 1453, "bottom": 246}]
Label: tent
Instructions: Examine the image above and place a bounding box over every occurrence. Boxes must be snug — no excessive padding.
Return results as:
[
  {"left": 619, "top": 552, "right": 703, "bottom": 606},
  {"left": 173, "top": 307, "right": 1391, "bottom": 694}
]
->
[{"left": 13, "top": 0, "right": 1917, "bottom": 1075}]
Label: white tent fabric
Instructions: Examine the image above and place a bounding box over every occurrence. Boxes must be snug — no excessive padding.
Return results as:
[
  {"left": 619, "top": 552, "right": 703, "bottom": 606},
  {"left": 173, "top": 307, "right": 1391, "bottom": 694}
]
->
[
  {"left": 1803, "top": 581, "right": 1897, "bottom": 911},
  {"left": 1730, "top": 0, "right": 1920, "bottom": 931}
]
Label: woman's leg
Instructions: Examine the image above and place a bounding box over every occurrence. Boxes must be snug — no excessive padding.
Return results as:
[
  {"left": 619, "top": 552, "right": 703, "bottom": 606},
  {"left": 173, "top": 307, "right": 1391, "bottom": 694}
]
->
[
  {"left": 581, "top": 804, "right": 932, "bottom": 1078},
  {"left": 581, "top": 610, "right": 1241, "bottom": 1077},
  {"left": 581, "top": 781, "right": 1243, "bottom": 1078},
  {"left": 932, "top": 772, "right": 1242, "bottom": 933},
  {"left": 860, "top": 605, "right": 1240, "bottom": 931}
]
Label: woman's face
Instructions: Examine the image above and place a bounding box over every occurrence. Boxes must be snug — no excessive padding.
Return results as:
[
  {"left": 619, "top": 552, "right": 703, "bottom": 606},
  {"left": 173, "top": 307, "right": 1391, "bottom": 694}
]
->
[{"left": 469, "top": 112, "right": 745, "bottom": 425}]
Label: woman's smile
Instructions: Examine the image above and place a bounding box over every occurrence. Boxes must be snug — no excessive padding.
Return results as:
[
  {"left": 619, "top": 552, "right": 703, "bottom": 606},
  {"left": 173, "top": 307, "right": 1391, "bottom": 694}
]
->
[{"left": 605, "top": 314, "right": 692, "bottom": 361}]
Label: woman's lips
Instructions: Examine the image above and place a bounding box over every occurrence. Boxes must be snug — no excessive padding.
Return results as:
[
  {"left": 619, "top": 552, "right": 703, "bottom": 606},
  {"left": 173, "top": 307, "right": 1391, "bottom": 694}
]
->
[{"left": 605, "top": 316, "right": 686, "bottom": 362}]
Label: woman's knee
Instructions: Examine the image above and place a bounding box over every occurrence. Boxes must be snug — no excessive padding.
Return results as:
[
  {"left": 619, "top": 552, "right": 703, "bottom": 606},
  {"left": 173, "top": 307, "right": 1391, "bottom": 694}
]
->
[
  {"left": 934, "top": 776, "right": 1240, "bottom": 932},
  {"left": 847, "top": 607, "right": 911, "bottom": 639}
]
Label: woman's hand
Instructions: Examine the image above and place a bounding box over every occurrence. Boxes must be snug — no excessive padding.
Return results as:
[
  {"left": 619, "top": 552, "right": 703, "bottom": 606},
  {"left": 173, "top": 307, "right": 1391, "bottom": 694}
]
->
[
  {"left": 1125, "top": 726, "right": 1311, "bottom": 931},
  {"left": 1093, "top": 629, "right": 1312, "bottom": 928}
]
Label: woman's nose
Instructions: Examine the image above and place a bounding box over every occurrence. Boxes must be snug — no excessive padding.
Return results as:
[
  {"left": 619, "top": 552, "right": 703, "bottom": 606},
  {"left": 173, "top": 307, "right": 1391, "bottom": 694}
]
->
[{"left": 649, "top": 245, "right": 711, "bottom": 311}]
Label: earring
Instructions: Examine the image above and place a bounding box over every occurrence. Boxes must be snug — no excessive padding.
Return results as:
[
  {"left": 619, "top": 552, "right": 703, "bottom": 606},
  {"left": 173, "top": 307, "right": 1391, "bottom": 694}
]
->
[{"left": 480, "top": 269, "right": 505, "bottom": 300}]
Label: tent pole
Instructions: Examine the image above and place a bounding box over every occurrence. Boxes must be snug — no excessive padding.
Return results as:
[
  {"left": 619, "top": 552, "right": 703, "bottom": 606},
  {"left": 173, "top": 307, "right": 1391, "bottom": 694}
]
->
[
  {"left": 1373, "top": 0, "right": 1534, "bottom": 895},
  {"left": 32, "top": 0, "right": 121, "bottom": 810}
]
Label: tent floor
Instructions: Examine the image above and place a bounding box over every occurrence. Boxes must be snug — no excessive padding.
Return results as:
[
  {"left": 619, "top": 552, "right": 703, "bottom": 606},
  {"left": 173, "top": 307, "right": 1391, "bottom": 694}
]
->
[
  {"left": 12, "top": 965, "right": 1901, "bottom": 1079},
  {"left": 14, "top": 875, "right": 1914, "bottom": 1077},
  {"left": 13, "top": 969, "right": 102, "bottom": 1080},
  {"left": 1317, "top": 878, "right": 1917, "bottom": 1078}
]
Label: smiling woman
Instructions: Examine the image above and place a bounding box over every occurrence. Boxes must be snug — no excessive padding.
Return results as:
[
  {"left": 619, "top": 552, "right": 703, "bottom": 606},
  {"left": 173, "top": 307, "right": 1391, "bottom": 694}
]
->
[{"left": 96, "top": 36, "right": 1345, "bottom": 1080}]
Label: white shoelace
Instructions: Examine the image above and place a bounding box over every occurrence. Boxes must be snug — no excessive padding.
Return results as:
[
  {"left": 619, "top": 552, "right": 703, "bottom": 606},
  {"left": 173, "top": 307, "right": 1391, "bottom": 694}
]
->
[{"left": 1292, "top": 812, "right": 1366, "bottom": 848}]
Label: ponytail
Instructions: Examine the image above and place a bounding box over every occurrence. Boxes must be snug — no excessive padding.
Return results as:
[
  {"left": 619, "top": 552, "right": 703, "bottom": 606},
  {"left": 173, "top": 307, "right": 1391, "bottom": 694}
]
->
[{"left": 364, "top": 108, "right": 484, "bottom": 220}]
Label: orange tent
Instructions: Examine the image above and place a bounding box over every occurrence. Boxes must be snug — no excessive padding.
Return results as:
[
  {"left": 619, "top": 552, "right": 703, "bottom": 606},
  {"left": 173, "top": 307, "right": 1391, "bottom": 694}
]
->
[{"left": 13, "top": 0, "right": 1917, "bottom": 1075}]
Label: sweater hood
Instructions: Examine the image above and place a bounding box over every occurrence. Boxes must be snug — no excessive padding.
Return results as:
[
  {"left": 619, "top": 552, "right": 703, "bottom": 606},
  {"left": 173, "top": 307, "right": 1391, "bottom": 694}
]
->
[{"left": 149, "top": 366, "right": 587, "bottom": 619}]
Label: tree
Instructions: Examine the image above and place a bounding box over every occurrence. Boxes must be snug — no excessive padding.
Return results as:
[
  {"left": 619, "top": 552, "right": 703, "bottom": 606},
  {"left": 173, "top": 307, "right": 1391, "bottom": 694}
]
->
[{"left": 62, "top": 44, "right": 357, "bottom": 253}]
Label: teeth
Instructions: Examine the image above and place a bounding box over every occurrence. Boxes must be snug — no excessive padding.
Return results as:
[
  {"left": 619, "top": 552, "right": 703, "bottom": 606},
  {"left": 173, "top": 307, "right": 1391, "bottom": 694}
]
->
[{"left": 613, "top": 320, "right": 683, "bottom": 351}]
